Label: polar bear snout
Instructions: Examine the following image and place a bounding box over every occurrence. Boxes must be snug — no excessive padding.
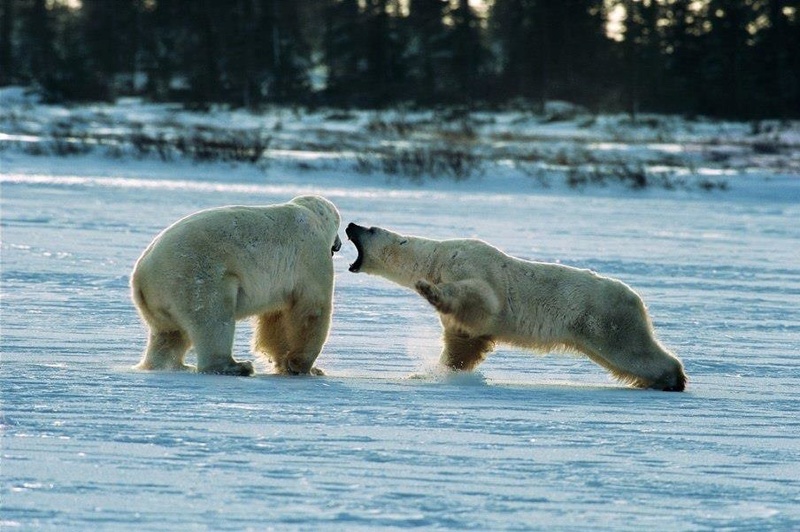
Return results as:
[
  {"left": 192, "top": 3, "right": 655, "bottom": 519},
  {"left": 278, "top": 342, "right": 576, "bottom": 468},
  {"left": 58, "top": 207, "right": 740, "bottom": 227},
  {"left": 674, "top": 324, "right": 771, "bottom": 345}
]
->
[
  {"left": 332, "top": 234, "right": 342, "bottom": 256},
  {"left": 346, "top": 223, "right": 369, "bottom": 272},
  {"left": 345, "top": 222, "right": 368, "bottom": 238}
]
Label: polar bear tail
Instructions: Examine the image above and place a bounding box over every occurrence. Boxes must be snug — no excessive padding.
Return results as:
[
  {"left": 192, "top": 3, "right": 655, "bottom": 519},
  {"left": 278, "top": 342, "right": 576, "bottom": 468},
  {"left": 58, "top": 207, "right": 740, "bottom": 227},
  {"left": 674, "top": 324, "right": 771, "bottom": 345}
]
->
[
  {"left": 131, "top": 282, "right": 153, "bottom": 324},
  {"left": 131, "top": 274, "right": 164, "bottom": 329}
]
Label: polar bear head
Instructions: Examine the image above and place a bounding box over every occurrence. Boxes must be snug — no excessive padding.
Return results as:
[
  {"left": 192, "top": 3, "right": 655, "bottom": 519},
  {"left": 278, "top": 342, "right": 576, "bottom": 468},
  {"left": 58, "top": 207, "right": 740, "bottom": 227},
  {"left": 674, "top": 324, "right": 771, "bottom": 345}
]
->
[
  {"left": 345, "top": 222, "right": 419, "bottom": 277},
  {"left": 346, "top": 223, "right": 385, "bottom": 273},
  {"left": 291, "top": 195, "right": 342, "bottom": 255}
]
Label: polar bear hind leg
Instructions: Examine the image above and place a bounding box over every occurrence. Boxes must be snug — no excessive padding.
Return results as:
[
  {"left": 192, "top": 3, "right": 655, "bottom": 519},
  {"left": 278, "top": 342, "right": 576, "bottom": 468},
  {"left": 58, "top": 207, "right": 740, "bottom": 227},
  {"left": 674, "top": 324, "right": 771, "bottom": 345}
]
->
[
  {"left": 253, "top": 311, "right": 290, "bottom": 368},
  {"left": 580, "top": 339, "right": 686, "bottom": 391},
  {"left": 135, "top": 329, "right": 193, "bottom": 371},
  {"left": 253, "top": 301, "right": 329, "bottom": 375},
  {"left": 607, "top": 341, "right": 685, "bottom": 391},
  {"left": 281, "top": 300, "right": 330, "bottom": 375},
  {"left": 576, "top": 298, "right": 686, "bottom": 391},
  {"left": 132, "top": 283, "right": 193, "bottom": 371}
]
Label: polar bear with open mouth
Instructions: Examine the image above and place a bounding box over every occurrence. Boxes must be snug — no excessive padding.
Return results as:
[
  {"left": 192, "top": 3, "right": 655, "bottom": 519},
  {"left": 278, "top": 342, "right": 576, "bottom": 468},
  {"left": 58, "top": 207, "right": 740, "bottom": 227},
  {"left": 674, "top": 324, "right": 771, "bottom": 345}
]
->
[{"left": 346, "top": 223, "right": 686, "bottom": 391}]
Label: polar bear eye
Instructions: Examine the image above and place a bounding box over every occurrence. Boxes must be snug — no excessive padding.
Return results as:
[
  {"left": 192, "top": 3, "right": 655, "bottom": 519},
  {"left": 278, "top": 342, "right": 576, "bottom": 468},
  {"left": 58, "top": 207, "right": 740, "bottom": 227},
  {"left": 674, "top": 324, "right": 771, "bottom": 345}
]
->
[{"left": 399, "top": 240, "right": 408, "bottom": 246}]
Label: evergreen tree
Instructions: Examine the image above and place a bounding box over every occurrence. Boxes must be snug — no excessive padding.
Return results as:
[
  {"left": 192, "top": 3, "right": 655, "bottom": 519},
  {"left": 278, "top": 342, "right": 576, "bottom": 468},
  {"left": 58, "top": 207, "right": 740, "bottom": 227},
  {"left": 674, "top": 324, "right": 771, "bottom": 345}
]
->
[
  {"left": 617, "top": 0, "right": 663, "bottom": 119},
  {"left": 80, "top": 0, "right": 140, "bottom": 95},
  {"left": 753, "top": 0, "right": 800, "bottom": 118},
  {"left": 324, "top": 0, "right": 364, "bottom": 104},
  {"left": 659, "top": 0, "right": 704, "bottom": 115},
  {"left": 0, "top": 0, "right": 14, "bottom": 84},
  {"left": 141, "top": 0, "right": 188, "bottom": 101},
  {"left": 542, "top": 0, "right": 612, "bottom": 108},
  {"left": 492, "top": 0, "right": 614, "bottom": 110},
  {"left": 324, "top": 0, "right": 406, "bottom": 106},
  {"left": 406, "top": 0, "right": 449, "bottom": 101},
  {"left": 265, "top": 0, "right": 313, "bottom": 103},
  {"left": 0, "top": 0, "right": 796, "bottom": 117},
  {"left": 361, "top": 0, "right": 406, "bottom": 105},
  {"left": 699, "top": 1, "right": 756, "bottom": 118},
  {"left": 448, "top": 0, "right": 484, "bottom": 101},
  {"left": 23, "top": 0, "right": 56, "bottom": 84},
  {"left": 490, "top": 0, "right": 540, "bottom": 103}
]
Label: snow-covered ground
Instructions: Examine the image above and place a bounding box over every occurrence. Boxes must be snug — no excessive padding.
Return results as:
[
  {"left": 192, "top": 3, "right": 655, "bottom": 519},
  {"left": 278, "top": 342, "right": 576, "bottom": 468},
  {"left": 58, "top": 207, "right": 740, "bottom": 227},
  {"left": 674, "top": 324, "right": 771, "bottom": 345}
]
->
[{"left": 2, "top": 93, "right": 799, "bottom": 530}]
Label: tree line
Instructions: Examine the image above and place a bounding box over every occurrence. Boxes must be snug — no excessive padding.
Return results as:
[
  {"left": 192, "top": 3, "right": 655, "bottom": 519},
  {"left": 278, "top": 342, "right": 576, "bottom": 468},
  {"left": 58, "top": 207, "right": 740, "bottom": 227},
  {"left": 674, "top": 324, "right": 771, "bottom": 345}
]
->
[{"left": 1, "top": 0, "right": 798, "bottom": 119}]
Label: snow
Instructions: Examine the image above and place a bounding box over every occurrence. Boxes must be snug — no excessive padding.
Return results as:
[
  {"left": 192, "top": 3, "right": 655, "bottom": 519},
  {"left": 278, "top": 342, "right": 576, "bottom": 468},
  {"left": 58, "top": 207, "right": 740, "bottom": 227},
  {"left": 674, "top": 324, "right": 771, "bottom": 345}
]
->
[{"left": 1, "top": 93, "right": 800, "bottom": 529}]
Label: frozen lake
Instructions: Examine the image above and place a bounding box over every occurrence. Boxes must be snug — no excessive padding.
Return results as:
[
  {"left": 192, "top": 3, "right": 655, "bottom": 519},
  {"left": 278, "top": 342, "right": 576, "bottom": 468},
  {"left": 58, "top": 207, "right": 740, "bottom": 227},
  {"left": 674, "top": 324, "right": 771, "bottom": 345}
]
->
[{"left": 2, "top": 147, "right": 799, "bottom": 529}]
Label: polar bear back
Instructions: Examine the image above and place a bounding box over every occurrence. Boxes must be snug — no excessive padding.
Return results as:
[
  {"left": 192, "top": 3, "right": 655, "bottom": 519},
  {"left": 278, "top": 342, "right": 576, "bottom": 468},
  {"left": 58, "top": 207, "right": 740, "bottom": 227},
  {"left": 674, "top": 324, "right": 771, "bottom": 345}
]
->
[
  {"left": 430, "top": 239, "right": 643, "bottom": 344},
  {"left": 139, "top": 204, "right": 320, "bottom": 272},
  {"left": 133, "top": 199, "right": 338, "bottom": 322}
]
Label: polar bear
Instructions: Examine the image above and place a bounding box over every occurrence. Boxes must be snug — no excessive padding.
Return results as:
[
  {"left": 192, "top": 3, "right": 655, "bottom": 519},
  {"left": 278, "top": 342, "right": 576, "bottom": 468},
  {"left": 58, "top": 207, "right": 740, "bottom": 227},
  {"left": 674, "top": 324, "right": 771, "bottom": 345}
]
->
[
  {"left": 131, "top": 195, "right": 341, "bottom": 376},
  {"left": 346, "top": 223, "right": 687, "bottom": 391}
]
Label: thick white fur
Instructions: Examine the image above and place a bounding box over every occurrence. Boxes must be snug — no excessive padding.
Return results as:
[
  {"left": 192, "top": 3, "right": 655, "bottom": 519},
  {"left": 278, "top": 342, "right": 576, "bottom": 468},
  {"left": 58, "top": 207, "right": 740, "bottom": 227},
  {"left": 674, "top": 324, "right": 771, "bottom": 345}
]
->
[
  {"left": 347, "top": 224, "right": 686, "bottom": 391},
  {"left": 131, "top": 195, "right": 340, "bottom": 375}
]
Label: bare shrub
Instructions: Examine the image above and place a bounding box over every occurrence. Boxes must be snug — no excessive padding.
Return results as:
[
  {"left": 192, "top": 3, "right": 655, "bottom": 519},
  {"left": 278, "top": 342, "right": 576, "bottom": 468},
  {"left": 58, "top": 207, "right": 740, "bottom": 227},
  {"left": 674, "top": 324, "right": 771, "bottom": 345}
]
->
[
  {"left": 129, "top": 128, "right": 270, "bottom": 164},
  {"left": 355, "top": 146, "right": 482, "bottom": 182},
  {"left": 366, "top": 118, "right": 416, "bottom": 137}
]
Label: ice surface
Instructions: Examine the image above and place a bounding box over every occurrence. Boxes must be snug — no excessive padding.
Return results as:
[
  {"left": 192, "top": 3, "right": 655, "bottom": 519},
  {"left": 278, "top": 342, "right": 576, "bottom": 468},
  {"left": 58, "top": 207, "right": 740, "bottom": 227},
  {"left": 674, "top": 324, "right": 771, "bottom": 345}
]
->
[{"left": 1, "top": 100, "right": 799, "bottom": 529}]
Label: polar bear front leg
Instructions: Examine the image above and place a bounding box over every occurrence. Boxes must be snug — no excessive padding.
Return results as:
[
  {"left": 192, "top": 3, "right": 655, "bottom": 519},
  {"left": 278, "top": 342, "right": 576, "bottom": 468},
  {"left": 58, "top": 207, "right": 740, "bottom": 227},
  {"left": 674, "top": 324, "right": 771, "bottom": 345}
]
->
[
  {"left": 286, "top": 302, "right": 331, "bottom": 375},
  {"left": 415, "top": 279, "right": 500, "bottom": 332},
  {"left": 439, "top": 328, "right": 495, "bottom": 371},
  {"left": 252, "top": 311, "right": 291, "bottom": 369},
  {"left": 262, "top": 301, "right": 331, "bottom": 375}
]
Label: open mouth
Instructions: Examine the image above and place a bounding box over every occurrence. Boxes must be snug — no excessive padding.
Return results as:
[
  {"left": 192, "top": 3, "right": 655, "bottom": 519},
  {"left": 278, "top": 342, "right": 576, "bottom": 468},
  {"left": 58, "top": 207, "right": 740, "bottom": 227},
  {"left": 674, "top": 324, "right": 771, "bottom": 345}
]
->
[
  {"left": 349, "top": 242, "right": 364, "bottom": 272},
  {"left": 345, "top": 223, "right": 364, "bottom": 272}
]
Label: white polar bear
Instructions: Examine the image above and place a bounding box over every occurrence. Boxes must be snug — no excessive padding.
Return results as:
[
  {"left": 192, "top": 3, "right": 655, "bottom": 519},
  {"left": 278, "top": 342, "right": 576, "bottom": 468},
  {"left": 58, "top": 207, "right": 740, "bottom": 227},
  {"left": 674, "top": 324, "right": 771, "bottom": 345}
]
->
[
  {"left": 345, "top": 223, "right": 687, "bottom": 391},
  {"left": 131, "top": 195, "right": 341, "bottom": 376}
]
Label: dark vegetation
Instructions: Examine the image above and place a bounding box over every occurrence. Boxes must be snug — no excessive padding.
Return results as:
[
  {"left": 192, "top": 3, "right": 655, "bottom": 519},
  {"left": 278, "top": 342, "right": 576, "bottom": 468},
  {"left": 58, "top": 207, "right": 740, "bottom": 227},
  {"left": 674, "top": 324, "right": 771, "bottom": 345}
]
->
[
  {"left": 3, "top": 105, "right": 760, "bottom": 191},
  {"left": 1, "top": 0, "right": 798, "bottom": 120}
]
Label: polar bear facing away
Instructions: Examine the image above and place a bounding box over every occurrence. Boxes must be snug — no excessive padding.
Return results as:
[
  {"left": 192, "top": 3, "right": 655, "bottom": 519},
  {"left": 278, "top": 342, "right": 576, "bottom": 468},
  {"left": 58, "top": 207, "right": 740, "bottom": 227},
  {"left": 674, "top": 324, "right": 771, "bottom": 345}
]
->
[
  {"left": 131, "top": 195, "right": 341, "bottom": 376},
  {"left": 346, "top": 223, "right": 686, "bottom": 391}
]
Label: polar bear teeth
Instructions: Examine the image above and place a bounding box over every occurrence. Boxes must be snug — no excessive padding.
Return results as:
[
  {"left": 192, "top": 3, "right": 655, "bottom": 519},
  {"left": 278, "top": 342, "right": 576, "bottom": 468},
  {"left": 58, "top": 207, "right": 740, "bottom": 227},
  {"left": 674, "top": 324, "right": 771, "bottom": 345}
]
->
[
  {"left": 346, "top": 228, "right": 365, "bottom": 272},
  {"left": 349, "top": 243, "right": 364, "bottom": 272}
]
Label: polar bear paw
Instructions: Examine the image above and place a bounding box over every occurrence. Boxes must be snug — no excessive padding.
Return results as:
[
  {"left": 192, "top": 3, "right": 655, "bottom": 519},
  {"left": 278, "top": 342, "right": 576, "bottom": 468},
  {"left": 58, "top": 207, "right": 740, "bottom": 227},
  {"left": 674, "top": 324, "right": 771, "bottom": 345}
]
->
[
  {"left": 199, "top": 360, "right": 254, "bottom": 376},
  {"left": 415, "top": 279, "right": 453, "bottom": 314},
  {"left": 273, "top": 357, "right": 325, "bottom": 376}
]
